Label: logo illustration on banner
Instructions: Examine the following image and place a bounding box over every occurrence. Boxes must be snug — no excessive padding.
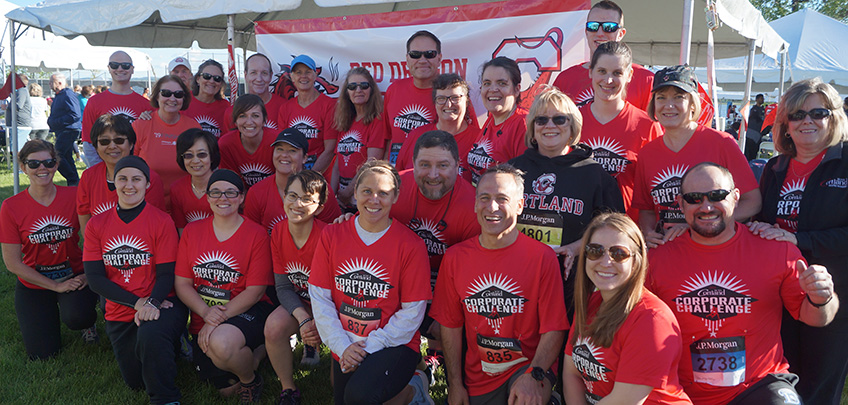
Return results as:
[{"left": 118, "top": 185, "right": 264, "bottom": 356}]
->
[
  {"left": 492, "top": 27, "right": 563, "bottom": 111},
  {"left": 463, "top": 273, "right": 527, "bottom": 334},
  {"left": 532, "top": 173, "right": 556, "bottom": 195},
  {"left": 28, "top": 216, "right": 74, "bottom": 254},
  {"left": 335, "top": 258, "right": 394, "bottom": 307},
  {"left": 272, "top": 57, "right": 341, "bottom": 100},
  {"left": 674, "top": 271, "right": 758, "bottom": 337},
  {"left": 103, "top": 235, "right": 152, "bottom": 282},
  {"left": 193, "top": 251, "right": 242, "bottom": 286},
  {"left": 585, "top": 138, "right": 630, "bottom": 178}
]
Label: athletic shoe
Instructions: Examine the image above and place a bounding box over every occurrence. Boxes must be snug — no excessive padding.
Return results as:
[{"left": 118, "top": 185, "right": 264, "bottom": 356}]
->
[
  {"left": 408, "top": 369, "right": 435, "bottom": 405},
  {"left": 289, "top": 335, "right": 298, "bottom": 349},
  {"left": 277, "top": 388, "right": 301, "bottom": 405},
  {"left": 81, "top": 326, "right": 98, "bottom": 344},
  {"left": 238, "top": 373, "right": 264, "bottom": 404},
  {"left": 422, "top": 350, "right": 443, "bottom": 387},
  {"left": 179, "top": 329, "right": 193, "bottom": 360},
  {"left": 300, "top": 345, "right": 320, "bottom": 368}
]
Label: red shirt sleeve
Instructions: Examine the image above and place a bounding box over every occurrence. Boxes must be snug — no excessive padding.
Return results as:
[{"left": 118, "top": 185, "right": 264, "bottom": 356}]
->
[
  {"left": 430, "top": 247, "right": 465, "bottom": 328},
  {"left": 243, "top": 185, "right": 264, "bottom": 224},
  {"left": 614, "top": 300, "right": 682, "bottom": 388}
]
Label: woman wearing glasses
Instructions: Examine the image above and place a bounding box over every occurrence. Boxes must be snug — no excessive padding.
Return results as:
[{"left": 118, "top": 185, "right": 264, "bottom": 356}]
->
[
  {"left": 170, "top": 128, "right": 219, "bottom": 234},
  {"left": 77, "top": 114, "right": 166, "bottom": 232},
  {"left": 749, "top": 78, "right": 848, "bottom": 404},
  {"left": 175, "top": 169, "right": 274, "bottom": 402},
  {"left": 331, "top": 67, "right": 387, "bottom": 210},
  {"left": 563, "top": 213, "right": 691, "bottom": 404},
  {"left": 185, "top": 60, "right": 230, "bottom": 138},
  {"left": 1, "top": 140, "right": 98, "bottom": 360},
  {"left": 134, "top": 75, "right": 201, "bottom": 203}
]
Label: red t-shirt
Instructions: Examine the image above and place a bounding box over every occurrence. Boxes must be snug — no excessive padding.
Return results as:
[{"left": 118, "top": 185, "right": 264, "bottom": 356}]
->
[
  {"left": 466, "top": 112, "right": 528, "bottom": 186},
  {"left": 83, "top": 204, "right": 179, "bottom": 322},
  {"left": 169, "top": 175, "right": 213, "bottom": 229},
  {"left": 392, "top": 170, "right": 480, "bottom": 287},
  {"left": 278, "top": 94, "right": 338, "bottom": 170},
  {"left": 632, "top": 125, "right": 757, "bottom": 225},
  {"left": 243, "top": 174, "right": 341, "bottom": 233},
  {"left": 224, "top": 93, "right": 285, "bottom": 131},
  {"left": 134, "top": 113, "right": 202, "bottom": 201},
  {"left": 335, "top": 117, "right": 388, "bottom": 184},
  {"left": 566, "top": 290, "right": 691, "bottom": 404},
  {"left": 76, "top": 162, "right": 166, "bottom": 217},
  {"left": 184, "top": 96, "right": 229, "bottom": 138},
  {"left": 579, "top": 102, "right": 661, "bottom": 219},
  {"left": 309, "top": 219, "right": 432, "bottom": 355},
  {"left": 553, "top": 63, "right": 654, "bottom": 111},
  {"left": 430, "top": 234, "right": 569, "bottom": 396},
  {"left": 270, "top": 219, "right": 327, "bottom": 305},
  {"left": 81, "top": 90, "right": 153, "bottom": 143},
  {"left": 646, "top": 228, "right": 806, "bottom": 404},
  {"left": 218, "top": 128, "right": 277, "bottom": 189},
  {"left": 383, "top": 78, "right": 437, "bottom": 166},
  {"left": 775, "top": 152, "right": 826, "bottom": 232},
  {"left": 395, "top": 123, "right": 480, "bottom": 182},
  {"left": 176, "top": 217, "right": 273, "bottom": 334},
  {"left": 0, "top": 186, "right": 83, "bottom": 289}
]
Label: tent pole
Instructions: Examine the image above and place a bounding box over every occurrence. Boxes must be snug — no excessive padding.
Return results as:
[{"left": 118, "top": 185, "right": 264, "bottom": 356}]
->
[
  {"left": 739, "top": 38, "right": 755, "bottom": 152},
  {"left": 227, "top": 15, "right": 238, "bottom": 102},
  {"left": 10, "top": 19, "right": 19, "bottom": 194},
  {"left": 680, "top": 0, "right": 694, "bottom": 65},
  {"left": 778, "top": 50, "right": 786, "bottom": 101}
]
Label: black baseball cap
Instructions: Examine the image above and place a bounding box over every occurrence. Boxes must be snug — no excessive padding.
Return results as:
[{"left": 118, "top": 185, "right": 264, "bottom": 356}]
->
[
  {"left": 272, "top": 128, "right": 309, "bottom": 152},
  {"left": 653, "top": 65, "right": 698, "bottom": 93}
]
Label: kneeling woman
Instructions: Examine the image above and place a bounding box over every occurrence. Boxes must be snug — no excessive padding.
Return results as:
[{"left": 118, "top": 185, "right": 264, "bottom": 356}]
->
[
  {"left": 563, "top": 213, "right": 691, "bottom": 404},
  {"left": 309, "top": 160, "right": 432, "bottom": 405},
  {"left": 83, "top": 156, "right": 188, "bottom": 405},
  {"left": 175, "top": 169, "right": 274, "bottom": 403}
]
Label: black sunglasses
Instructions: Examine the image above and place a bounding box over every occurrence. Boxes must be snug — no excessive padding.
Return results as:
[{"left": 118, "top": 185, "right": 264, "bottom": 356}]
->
[
  {"left": 24, "top": 158, "right": 58, "bottom": 169},
  {"left": 108, "top": 61, "right": 133, "bottom": 70},
  {"left": 408, "top": 50, "right": 439, "bottom": 59},
  {"left": 534, "top": 115, "right": 569, "bottom": 126},
  {"left": 160, "top": 89, "right": 186, "bottom": 99},
  {"left": 586, "top": 21, "right": 621, "bottom": 33},
  {"left": 788, "top": 108, "right": 831, "bottom": 122},
  {"left": 182, "top": 151, "right": 209, "bottom": 160},
  {"left": 97, "top": 137, "right": 128, "bottom": 146},
  {"left": 681, "top": 189, "right": 731, "bottom": 204},
  {"left": 585, "top": 243, "right": 633, "bottom": 263},
  {"left": 201, "top": 72, "right": 224, "bottom": 82},
  {"left": 347, "top": 82, "right": 371, "bottom": 91}
]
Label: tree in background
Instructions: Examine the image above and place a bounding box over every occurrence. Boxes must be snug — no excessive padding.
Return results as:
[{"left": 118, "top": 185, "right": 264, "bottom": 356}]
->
[{"left": 751, "top": 0, "right": 847, "bottom": 23}]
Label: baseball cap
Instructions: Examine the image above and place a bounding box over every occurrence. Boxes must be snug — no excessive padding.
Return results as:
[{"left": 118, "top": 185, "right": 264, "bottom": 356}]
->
[
  {"left": 652, "top": 65, "right": 698, "bottom": 93},
  {"left": 168, "top": 56, "right": 191, "bottom": 72},
  {"left": 291, "top": 55, "right": 316, "bottom": 71},
  {"left": 272, "top": 128, "right": 309, "bottom": 152}
]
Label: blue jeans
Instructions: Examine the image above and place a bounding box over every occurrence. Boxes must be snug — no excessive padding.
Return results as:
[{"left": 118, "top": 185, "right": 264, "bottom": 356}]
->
[{"left": 55, "top": 129, "right": 81, "bottom": 186}]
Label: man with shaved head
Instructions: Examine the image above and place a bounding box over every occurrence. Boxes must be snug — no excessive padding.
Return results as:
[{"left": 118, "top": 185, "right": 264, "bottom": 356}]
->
[{"left": 47, "top": 73, "right": 82, "bottom": 186}]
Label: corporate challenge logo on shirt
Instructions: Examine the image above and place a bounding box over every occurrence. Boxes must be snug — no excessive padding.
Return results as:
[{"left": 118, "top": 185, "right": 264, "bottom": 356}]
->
[
  {"left": 337, "top": 130, "right": 364, "bottom": 165},
  {"left": 467, "top": 138, "right": 495, "bottom": 184},
  {"left": 584, "top": 137, "right": 630, "bottom": 178},
  {"left": 463, "top": 274, "right": 527, "bottom": 334},
  {"left": 777, "top": 179, "right": 804, "bottom": 230},
  {"left": 192, "top": 251, "right": 242, "bottom": 286},
  {"left": 286, "top": 261, "right": 311, "bottom": 301},
  {"left": 103, "top": 235, "right": 152, "bottom": 283},
  {"left": 393, "top": 105, "right": 432, "bottom": 134},
  {"left": 185, "top": 211, "right": 212, "bottom": 224},
  {"left": 335, "top": 258, "right": 394, "bottom": 306},
  {"left": 28, "top": 216, "right": 74, "bottom": 254},
  {"left": 194, "top": 115, "right": 222, "bottom": 137},
  {"left": 92, "top": 202, "right": 117, "bottom": 217},
  {"left": 238, "top": 162, "right": 273, "bottom": 187},
  {"left": 650, "top": 164, "right": 688, "bottom": 223},
  {"left": 407, "top": 218, "right": 447, "bottom": 256},
  {"left": 108, "top": 107, "right": 140, "bottom": 123},
  {"left": 674, "top": 271, "right": 758, "bottom": 337},
  {"left": 288, "top": 116, "right": 320, "bottom": 140},
  {"left": 571, "top": 336, "right": 612, "bottom": 399}
]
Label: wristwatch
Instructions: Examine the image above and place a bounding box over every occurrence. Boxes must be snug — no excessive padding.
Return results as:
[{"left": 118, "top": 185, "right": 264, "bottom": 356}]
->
[
  {"left": 528, "top": 366, "right": 546, "bottom": 382},
  {"left": 144, "top": 297, "right": 161, "bottom": 309}
]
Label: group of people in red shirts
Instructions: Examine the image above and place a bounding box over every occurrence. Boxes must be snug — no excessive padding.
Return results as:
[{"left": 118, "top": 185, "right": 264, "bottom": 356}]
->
[{"left": 4, "top": 1, "right": 848, "bottom": 405}]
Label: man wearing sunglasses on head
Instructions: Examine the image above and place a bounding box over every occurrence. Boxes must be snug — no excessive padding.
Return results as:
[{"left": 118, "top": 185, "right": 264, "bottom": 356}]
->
[
  {"left": 48, "top": 73, "right": 82, "bottom": 186},
  {"left": 552, "top": 0, "right": 654, "bottom": 110},
  {"left": 647, "top": 162, "right": 838, "bottom": 405},
  {"left": 82, "top": 51, "right": 154, "bottom": 167}
]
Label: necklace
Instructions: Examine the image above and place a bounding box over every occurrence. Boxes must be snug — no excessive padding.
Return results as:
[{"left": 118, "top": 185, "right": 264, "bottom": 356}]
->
[
  {"left": 790, "top": 153, "right": 824, "bottom": 178},
  {"left": 191, "top": 180, "right": 205, "bottom": 197}
]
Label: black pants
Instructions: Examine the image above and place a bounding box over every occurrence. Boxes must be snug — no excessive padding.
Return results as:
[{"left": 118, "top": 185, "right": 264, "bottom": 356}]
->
[
  {"left": 14, "top": 280, "right": 98, "bottom": 360},
  {"left": 782, "top": 310, "right": 848, "bottom": 405},
  {"left": 54, "top": 129, "right": 80, "bottom": 186},
  {"left": 332, "top": 345, "right": 419, "bottom": 405},
  {"left": 105, "top": 298, "right": 188, "bottom": 405}
]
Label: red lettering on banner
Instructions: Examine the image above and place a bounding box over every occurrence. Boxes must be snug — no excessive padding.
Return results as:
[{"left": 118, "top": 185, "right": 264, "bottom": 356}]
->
[
  {"left": 349, "top": 62, "right": 385, "bottom": 82},
  {"left": 389, "top": 62, "right": 410, "bottom": 82},
  {"left": 441, "top": 59, "right": 468, "bottom": 79}
]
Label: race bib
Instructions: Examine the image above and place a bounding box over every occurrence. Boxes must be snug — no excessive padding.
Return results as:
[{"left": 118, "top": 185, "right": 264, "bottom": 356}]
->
[
  {"left": 389, "top": 143, "right": 403, "bottom": 166},
  {"left": 198, "top": 285, "right": 231, "bottom": 307},
  {"left": 477, "top": 334, "right": 528, "bottom": 376},
  {"left": 517, "top": 210, "right": 563, "bottom": 249},
  {"left": 690, "top": 336, "right": 746, "bottom": 387},
  {"left": 303, "top": 154, "right": 317, "bottom": 171},
  {"left": 340, "top": 303, "right": 381, "bottom": 337},
  {"left": 36, "top": 261, "right": 73, "bottom": 283}
]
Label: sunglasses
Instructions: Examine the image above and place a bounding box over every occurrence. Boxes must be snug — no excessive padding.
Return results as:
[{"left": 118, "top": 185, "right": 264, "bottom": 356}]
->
[
  {"left": 534, "top": 115, "right": 569, "bottom": 126},
  {"left": 97, "top": 137, "right": 128, "bottom": 146},
  {"left": 108, "top": 61, "right": 133, "bottom": 70},
  {"left": 285, "top": 191, "right": 318, "bottom": 205},
  {"left": 681, "top": 189, "right": 731, "bottom": 204},
  {"left": 788, "top": 108, "right": 831, "bottom": 122},
  {"left": 182, "top": 151, "right": 209, "bottom": 160},
  {"left": 160, "top": 89, "right": 186, "bottom": 99},
  {"left": 585, "top": 243, "right": 633, "bottom": 263},
  {"left": 207, "top": 189, "right": 241, "bottom": 199},
  {"left": 586, "top": 21, "right": 621, "bottom": 33},
  {"left": 347, "top": 82, "right": 371, "bottom": 91},
  {"left": 23, "top": 158, "right": 58, "bottom": 169},
  {"left": 408, "top": 50, "right": 439, "bottom": 59},
  {"left": 201, "top": 72, "right": 224, "bottom": 82}
]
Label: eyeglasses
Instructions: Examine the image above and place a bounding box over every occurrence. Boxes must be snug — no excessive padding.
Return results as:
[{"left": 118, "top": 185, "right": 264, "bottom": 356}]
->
[
  {"left": 408, "top": 50, "right": 439, "bottom": 59},
  {"left": 182, "top": 151, "right": 209, "bottom": 160},
  {"left": 435, "top": 95, "right": 464, "bottom": 105},
  {"left": 160, "top": 89, "right": 185, "bottom": 99},
  {"left": 285, "top": 191, "right": 318, "bottom": 205},
  {"left": 108, "top": 62, "right": 133, "bottom": 70},
  {"left": 586, "top": 21, "right": 621, "bottom": 33},
  {"left": 23, "top": 158, "right": 57, "bottom": 169},
  {"left": 788, "top": 108, "right": 831, "bottom": 122},
  {"left": 207, "top": 189, "right": 241, "bottom": 199},
  {"left": 201, "top": 73, "right": 224, "bottom": 83},
  {"left": 533, "top": 115, "right": 569, "bottom": 126},
  {"left": 681, "top": 189, "right": 731, "bottom": 204},
  {"left": 585, "top": 243, "right": 633, "bottom": 263},
  {"left": 97, "top": 137, "right": 128, "bottom": 146},
  {"left": 347, "top": 82, "right": 371, "bottom": 91}
]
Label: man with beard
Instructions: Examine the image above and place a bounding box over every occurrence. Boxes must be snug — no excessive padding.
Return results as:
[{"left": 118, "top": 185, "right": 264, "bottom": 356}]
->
[{"left": 646, "top": 162, "right": 838, "bottom": 404}]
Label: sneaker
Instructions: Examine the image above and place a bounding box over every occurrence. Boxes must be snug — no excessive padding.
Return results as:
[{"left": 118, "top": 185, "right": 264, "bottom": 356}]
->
[
  {"left": 81, "top": 326, "right": 98, "bottom": 344},
  {"left": 289, "top": 335, "right": 299, "bottom": 350},
  {"left": 238, "top": 373, "right": 264, "bottom": 404},
  {"left": 179, "top": 329, "right": 193, "bottom": 360},
  {"left": 408, "top": 369, "right": 434, "bottom": 405},
  {"left": 300, "top": 345, "right": 320, "bottom": 368},
  {"left": 422, "top": 351, "right": 443, "bottom": 387},
  {"left": 277, "top": 388, "right": 301, "bottom": 405}
]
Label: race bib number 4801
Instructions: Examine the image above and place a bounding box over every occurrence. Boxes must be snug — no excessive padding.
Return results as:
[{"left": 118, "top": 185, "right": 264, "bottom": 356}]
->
[
  {"left": 477, "top": 334, "right": 528, "bottom": 376},
  {"left": 690, "top": 336, "right": 746, "bottom": 387}
]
